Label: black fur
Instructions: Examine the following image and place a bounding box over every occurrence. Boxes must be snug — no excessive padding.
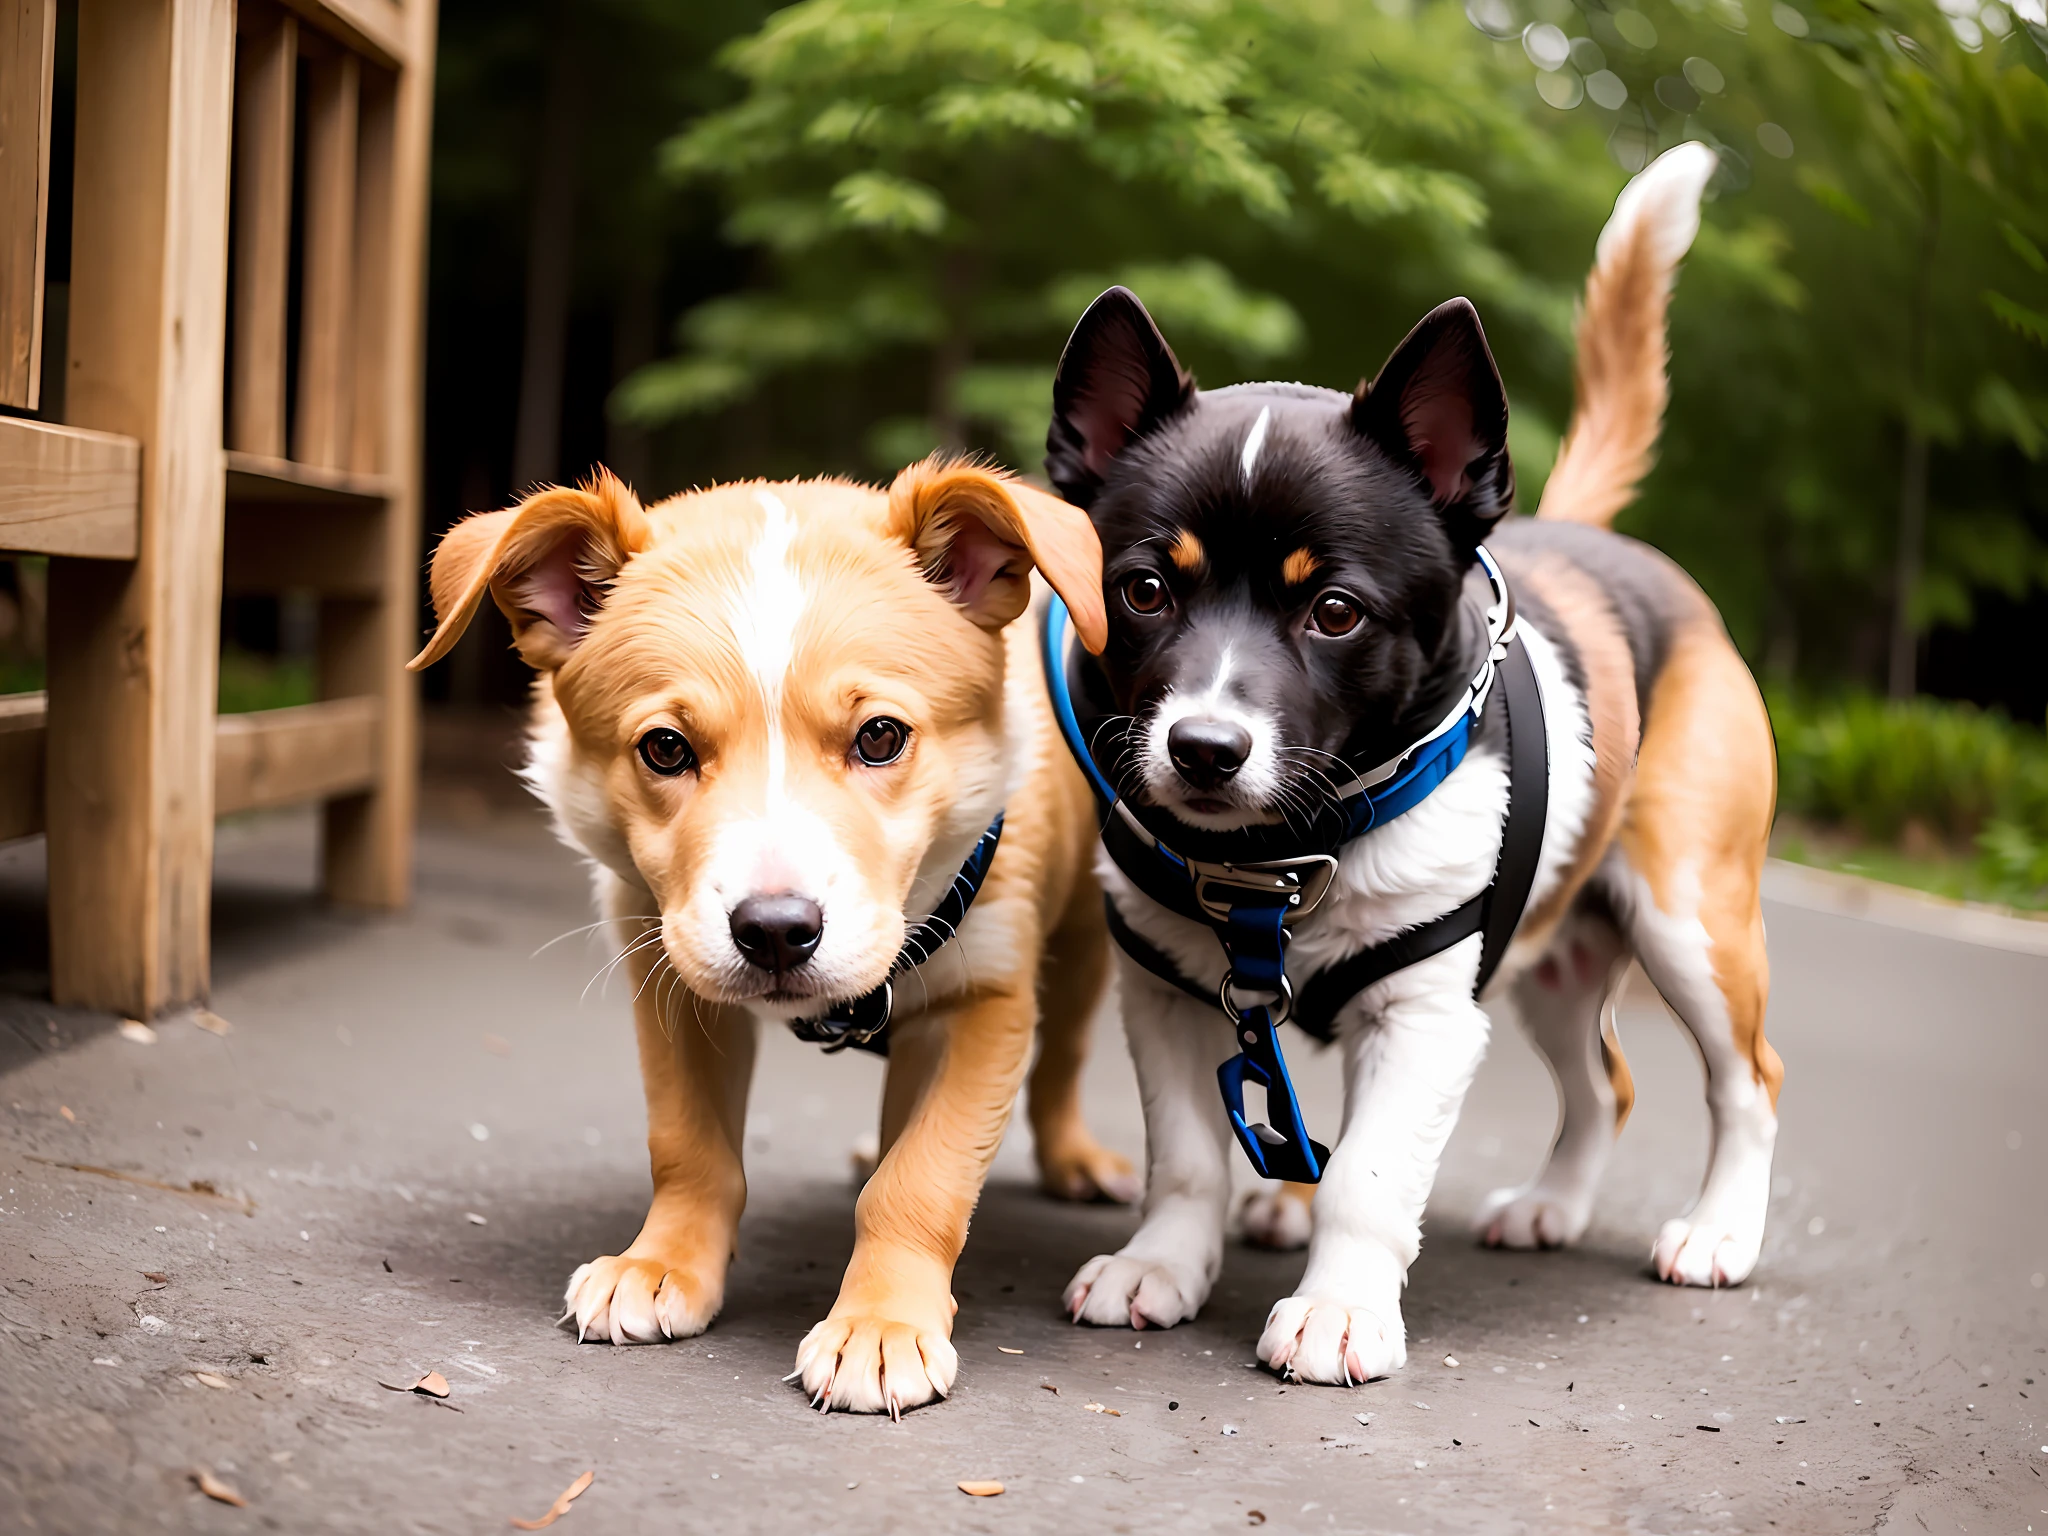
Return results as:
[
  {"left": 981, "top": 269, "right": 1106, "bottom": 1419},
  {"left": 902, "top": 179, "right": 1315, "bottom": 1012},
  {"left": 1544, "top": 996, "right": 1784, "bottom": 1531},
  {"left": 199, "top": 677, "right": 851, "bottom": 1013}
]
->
[{"left": 1047, "top": 288, "right": 1517, "bottom": 812}]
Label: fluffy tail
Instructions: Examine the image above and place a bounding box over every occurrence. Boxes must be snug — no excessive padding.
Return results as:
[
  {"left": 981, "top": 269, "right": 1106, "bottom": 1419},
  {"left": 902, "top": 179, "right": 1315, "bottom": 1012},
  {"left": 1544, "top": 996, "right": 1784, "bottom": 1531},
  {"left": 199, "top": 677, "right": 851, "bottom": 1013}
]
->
[{"left": 1535, "top": 142, "right": 1716, "bottom": 528}]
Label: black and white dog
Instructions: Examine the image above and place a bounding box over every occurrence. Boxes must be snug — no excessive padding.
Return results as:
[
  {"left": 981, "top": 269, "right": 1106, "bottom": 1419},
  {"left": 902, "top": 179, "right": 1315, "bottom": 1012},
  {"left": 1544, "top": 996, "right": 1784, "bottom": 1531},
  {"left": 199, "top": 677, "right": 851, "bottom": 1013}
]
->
[{"left": 1048, "top": 144, "right": 1786, "bottom": 1385}]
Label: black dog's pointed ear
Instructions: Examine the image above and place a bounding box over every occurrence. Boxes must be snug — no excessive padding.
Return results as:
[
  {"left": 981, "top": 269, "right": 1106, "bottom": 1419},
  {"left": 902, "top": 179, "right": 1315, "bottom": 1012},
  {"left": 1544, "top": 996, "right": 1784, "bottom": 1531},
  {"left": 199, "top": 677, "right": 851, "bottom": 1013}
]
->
[
  {"left": 1352, "top": 298, "right": 1514, "bottom": 554},
  {"left": 1046, "top": 286, "right": 1194, "bottom": 510}
]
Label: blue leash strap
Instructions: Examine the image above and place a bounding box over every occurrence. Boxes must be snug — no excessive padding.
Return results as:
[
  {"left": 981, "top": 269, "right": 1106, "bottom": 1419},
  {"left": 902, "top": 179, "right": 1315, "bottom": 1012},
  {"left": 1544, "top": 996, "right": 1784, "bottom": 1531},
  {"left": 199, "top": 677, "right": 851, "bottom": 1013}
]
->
[{"left": 1211, "top": 900, "right": 1330, "bottom": 1183}]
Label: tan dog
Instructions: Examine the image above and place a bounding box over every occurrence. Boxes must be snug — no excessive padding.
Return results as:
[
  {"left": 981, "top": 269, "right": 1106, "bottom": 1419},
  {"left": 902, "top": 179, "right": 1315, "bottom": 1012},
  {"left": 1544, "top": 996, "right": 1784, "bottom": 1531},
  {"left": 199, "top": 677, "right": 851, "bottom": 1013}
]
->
[{"left": 410, "top": 460, "right": 1134, "bottom": 1414}]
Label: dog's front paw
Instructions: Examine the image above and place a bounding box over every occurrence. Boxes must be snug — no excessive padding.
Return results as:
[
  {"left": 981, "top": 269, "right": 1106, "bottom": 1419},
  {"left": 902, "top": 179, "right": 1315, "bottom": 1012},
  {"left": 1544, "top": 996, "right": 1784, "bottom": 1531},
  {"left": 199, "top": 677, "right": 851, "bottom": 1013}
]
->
[
  {"left": 1037, "top": 1136, "right": 1141, "bottom": 1204},
  {"left": 794, "top": 1314, "right": 958, "bottom": 1417},
  {"left": 1652, "top": 1215, "right": 1762, "bottom": 1288},
  {"left": 1257, "top": 1295, "right": 1405, "bottom": 1385},
  {"left": 562, "top": 1256, "right": 719, "bottom": 1345},
  {"left": 1063, "top": 1253, "right": 1204, "bottom": 1330},
  {"left": 1475, "top": 1182, "right": 1593, "bottom": 1251}
]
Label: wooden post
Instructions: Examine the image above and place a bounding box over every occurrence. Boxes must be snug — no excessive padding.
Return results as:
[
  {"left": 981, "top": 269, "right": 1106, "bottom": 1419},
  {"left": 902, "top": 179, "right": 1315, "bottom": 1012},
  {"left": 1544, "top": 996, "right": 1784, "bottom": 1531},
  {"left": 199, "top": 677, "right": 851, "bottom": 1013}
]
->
[
  {"left": 292, "top": 44, "right": 357, "bottom": 470},
  {"left": 227, "top": 4, "right": 294, "bottom": 457},
  {"left": 320, "top": 7, "right": 432, "bottom": 909},
  {"left": 45, "top": 0, "right": 236, "bottom": 1015},
  {"left": 0, "top": 0, "right": 56, "bottom": 408}
]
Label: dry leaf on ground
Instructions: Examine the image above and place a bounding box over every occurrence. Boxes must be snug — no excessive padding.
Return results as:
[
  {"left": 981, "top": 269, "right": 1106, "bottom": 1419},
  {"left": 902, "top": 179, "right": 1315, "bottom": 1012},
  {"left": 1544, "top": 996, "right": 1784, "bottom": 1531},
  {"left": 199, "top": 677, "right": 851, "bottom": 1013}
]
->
[
  {"left": 194, "top": 1372, "right": 233, "bottom": 1390},
  {"left": 118, "top": 1020, "right": 157, "bottom": 1044},
  {"left": 192, "top": 1468, "right": 246, "bottom": 1506},
  {"left": 957, "top": 1481, "right": 1004, "bottom": 1497},
  {"left": 141, "top": 1271, "right": 167, "bottom": 1284},
  {"left": 509, "top": 1469, "right": 595, "bottom": 1529},
  {"left": 194, "top": 1010, "right": 233, "bottom": 1036},
  {"left": 379, "top": 1371, "right": 450, "bottom": 1397}
]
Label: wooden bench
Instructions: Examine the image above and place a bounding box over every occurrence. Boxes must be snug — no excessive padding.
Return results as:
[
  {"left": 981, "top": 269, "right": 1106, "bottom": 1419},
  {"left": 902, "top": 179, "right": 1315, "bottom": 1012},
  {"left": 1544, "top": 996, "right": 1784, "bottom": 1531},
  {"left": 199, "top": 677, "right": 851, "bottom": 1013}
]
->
[{"left": 0, "top": 0, "right": 437, "bottom": 1017}]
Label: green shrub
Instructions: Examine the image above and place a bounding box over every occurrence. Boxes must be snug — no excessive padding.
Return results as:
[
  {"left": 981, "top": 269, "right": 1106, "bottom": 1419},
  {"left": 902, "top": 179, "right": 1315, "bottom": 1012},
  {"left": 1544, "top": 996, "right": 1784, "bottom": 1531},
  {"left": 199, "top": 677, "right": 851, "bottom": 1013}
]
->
[{"left": 1768, "top": 691, "right": 2048, "bottom": 904}]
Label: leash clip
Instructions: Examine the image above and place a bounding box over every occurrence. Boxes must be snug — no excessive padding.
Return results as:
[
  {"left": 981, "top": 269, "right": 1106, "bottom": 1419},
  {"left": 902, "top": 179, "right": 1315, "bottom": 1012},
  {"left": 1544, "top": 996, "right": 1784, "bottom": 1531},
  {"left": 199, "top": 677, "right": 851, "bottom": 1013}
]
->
[
  {"left": 1220, "top": 970, "right": 1293, "bottom": 1029},
  {"left": 1191, "top": 854, "right": 1338, "bottom": 927}
]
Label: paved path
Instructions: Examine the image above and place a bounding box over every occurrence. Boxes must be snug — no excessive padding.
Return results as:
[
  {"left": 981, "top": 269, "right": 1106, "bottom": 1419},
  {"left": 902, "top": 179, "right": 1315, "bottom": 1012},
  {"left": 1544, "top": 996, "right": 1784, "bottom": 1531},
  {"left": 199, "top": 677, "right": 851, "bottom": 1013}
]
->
[{"left": 1, "top": 801, "right": 2042, "bottom": 1534}]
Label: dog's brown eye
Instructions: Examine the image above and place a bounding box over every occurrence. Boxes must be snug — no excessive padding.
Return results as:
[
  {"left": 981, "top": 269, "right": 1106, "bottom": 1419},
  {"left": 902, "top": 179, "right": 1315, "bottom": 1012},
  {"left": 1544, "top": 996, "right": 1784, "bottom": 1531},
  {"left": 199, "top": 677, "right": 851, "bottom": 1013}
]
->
[
  {"left": 637, "top": 728, "right": 696, "bottom": 776},
  {"left": 1311, "top": 592, "right": 1363, "bottom": 637},
  {"left": 1122, "top": 571, "right": 1170, "bottom": 617},
  {"left": 854, "top": 717, "right": 909, "bottom": 767}
]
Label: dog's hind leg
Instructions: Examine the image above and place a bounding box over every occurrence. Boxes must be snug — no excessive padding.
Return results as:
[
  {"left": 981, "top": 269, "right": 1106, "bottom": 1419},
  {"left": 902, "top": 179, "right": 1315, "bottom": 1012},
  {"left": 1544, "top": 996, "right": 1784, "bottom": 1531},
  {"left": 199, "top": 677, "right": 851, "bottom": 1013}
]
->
[
  {"left": 1241, "top": 1181, "right": 1315, "bottom": 1250},
  {"left": 1611, "top": 622, "right": 1783, "bottom": 1288},
  {"left": 1028, "top": 878, "right": 1140, "bottom": 1204},
  {"left": 1475, "top": 903, "right": 1634, "bottom": 1251}
]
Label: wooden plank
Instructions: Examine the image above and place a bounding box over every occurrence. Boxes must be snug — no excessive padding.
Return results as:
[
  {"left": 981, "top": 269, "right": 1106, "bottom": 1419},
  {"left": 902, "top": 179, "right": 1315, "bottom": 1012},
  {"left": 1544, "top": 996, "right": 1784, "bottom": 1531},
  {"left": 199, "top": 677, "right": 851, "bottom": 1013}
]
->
[
  {"left": 215, "top": 695, "right": 381, "bottom": 815},
  {"left": 227, "top": 7, "right": 295, "bottom": 457},
  {"left": 0, "top": 416, "right": 141, "bottom": 557},
  {"left": 0, "top": 689, "right": 43, "bottom": 843},
  {"left": 276, "top": 0, "right": 404, "bottom": 71},
  {"left": 291, "top": 47, "right": 357, "bottom": 469},
  {"left": 321, "top": 0, "right": 431, "bottom": 910},
  {"left": 45, "top": 0, "right": 236, "bottom": 1016},
  {"left": 222, "top": 499, "right": 384, "bottom": 596},
  {"left": 0, "top": 0, "right": 56, "bottom": 408},
  {"left": 0, "top": 693, "right": 384, "bottom": 837},
  {"left": 348, "top": 64, "right": 394, "bottom": 475},
  {"left": 224, "top": 448, "right": 393, "bottom": 507}
]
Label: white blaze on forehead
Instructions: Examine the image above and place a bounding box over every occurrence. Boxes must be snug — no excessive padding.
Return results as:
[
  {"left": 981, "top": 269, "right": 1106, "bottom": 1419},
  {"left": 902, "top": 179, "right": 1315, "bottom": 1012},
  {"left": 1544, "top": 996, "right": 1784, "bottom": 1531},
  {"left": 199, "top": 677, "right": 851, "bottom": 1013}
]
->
[
  {"left": 1240, "top": 405, "right": 1272, "bottom": 484},
  {"left": 728, "top": 489, "right": 807, "bottom": 799}
]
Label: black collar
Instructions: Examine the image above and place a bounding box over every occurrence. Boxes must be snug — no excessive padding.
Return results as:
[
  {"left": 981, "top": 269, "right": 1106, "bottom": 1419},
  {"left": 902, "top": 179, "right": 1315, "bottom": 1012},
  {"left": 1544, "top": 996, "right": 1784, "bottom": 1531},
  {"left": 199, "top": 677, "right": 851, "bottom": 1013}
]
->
[{"left": 786, "top": 813, "right": 1005, "bottom": 1057}]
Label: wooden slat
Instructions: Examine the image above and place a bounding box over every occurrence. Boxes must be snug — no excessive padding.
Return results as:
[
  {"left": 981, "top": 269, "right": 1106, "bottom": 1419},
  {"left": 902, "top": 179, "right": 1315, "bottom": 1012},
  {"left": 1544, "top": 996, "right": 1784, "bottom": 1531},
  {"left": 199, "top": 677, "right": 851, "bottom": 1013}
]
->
[
  {"left": 0, "top": 0, "right": 56, "bottom": 408},
  {"left": 227, "top": 7, "right": 295, "bottom": 457},
  {"left": 222, "top": 499, "right": 384, "bottom": 596},
  {"left": 277, "top": 0, "right": 404, "bottom": 71},
  {"left": 215, "top": 695, "right": 381, "bottom": 815},
  {"left": 0, "top": 416, "right": 141, "bottom": 557},
  {"left": 224, "top": 448, "right": 393, "bottom": 507},
  {"left": 0, "top": 689, "right": 43, "bottom": 842},
  {"left": 348, "top": 65, "right": 394, "bottom": 475},
  {"left": 292, "top": 48, "right": 358, "bottom": 469},
  {"left": 45, "top": 0, "right": 236, "bottom": 1016},
  {"left": 0, "top": 693, "right": 384, "bottom": 837},
  {"left": 321, "top": 0, "right": 432, "bottom": 910}
]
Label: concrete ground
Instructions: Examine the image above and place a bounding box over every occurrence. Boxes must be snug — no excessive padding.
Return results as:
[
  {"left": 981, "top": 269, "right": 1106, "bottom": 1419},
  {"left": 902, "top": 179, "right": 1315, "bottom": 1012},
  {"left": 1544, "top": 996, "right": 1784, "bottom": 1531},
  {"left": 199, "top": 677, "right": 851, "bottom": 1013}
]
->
[{"left": 1, "top": 737, "right": 2043, "bottom": 1534}]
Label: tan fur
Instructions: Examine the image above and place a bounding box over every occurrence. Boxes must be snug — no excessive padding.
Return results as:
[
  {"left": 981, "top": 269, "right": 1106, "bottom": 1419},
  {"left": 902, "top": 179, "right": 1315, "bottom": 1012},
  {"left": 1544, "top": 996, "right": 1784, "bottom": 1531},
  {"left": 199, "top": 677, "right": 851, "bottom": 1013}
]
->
[
  {"left": 1600, "top": 997, "right": 1636, "bottom": 1131},
  {"left": 1169, "top": 528, "right": 1206, "bottom": 574},
  {"left": 413, "top": 459, "right": 1131, "bottom": 1410},
  {"left": 1536, "top": 190, "right": 1689, "bottom": 530},
  {"left": 1280, "top": 547, "right": 1320, "bottom": 586},
  {"left": 1511, "top": 553, "right": 1642, "bottom": 939},
  {"left": 1617, "top": 616, "right": 1783, "bottom": 1107}
]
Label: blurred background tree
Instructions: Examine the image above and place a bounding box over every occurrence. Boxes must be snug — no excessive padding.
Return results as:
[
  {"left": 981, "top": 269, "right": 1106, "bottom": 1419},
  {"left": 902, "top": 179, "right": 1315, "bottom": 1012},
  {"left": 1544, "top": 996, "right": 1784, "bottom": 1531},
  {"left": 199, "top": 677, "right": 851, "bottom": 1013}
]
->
[{"left": 413, "top": 0, "right": 2048, "bottom": 895}]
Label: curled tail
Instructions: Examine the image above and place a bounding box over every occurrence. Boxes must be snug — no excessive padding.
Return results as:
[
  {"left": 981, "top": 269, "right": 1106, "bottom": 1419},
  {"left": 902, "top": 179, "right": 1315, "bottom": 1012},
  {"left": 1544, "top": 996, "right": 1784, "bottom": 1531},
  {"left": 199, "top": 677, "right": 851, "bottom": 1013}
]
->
[{"left": 1535, "top": 142, "right": 1716, "bottom": 529}]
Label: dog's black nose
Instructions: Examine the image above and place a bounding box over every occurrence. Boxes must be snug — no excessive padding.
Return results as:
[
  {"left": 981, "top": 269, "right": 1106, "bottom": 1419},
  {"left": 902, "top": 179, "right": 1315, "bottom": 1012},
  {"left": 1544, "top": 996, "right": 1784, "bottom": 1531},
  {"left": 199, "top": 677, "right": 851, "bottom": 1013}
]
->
[
  {"left": 1167, "top": 718, "right": 1252, "bottom": 788},
  {"left": 729, "top": 895, "right": 823, "bottom": 973}
]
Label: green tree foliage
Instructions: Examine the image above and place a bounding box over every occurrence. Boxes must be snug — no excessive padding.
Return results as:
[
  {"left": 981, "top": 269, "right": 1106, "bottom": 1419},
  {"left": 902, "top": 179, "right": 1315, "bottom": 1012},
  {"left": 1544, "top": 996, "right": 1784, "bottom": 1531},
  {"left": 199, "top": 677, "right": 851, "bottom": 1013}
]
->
[{"left": 620, "top": 0, "right": 2048, "bottom": 693}]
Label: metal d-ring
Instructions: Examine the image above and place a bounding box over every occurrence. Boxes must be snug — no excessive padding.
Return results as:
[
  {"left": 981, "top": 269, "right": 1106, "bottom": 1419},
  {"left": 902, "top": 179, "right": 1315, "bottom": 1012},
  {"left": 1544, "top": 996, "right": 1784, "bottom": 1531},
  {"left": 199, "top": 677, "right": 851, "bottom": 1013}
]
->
[{"left": 1219, "top": 971, "right": 1293, "bottom": 1028}]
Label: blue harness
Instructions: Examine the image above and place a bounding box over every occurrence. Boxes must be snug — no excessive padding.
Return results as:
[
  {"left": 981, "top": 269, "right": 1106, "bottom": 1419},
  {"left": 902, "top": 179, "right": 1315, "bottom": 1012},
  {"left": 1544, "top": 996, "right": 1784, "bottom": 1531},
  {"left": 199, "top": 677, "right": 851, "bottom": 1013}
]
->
[{"left": 1043, "top": 548, "right": 1548, "bottom": 1183}]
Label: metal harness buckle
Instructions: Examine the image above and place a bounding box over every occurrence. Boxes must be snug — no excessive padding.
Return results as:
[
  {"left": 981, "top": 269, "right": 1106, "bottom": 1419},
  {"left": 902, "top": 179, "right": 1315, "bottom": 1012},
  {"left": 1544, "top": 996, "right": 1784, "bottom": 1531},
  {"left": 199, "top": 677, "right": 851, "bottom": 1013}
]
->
[{"left": 1190, "top": 854, "right": 1339, "bottom": 927}]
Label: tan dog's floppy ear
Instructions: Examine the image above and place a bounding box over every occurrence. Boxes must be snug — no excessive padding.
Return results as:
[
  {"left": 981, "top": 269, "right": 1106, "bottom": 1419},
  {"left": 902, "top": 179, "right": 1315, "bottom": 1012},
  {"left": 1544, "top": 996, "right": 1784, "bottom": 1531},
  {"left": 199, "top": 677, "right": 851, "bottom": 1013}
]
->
[
  {"left": 888, "top": 457, "right": 1108, "bottom": 654},
  {"left": 409, "top": 469, "right": 652, "bottom": 672}
]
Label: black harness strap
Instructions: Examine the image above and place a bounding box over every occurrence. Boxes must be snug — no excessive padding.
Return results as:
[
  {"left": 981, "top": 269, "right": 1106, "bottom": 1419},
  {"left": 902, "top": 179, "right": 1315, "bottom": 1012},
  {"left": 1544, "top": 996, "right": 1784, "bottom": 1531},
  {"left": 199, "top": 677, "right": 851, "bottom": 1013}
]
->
[{"left": 1290, "top": 631, "right": 1549, "bottom": 1037}]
